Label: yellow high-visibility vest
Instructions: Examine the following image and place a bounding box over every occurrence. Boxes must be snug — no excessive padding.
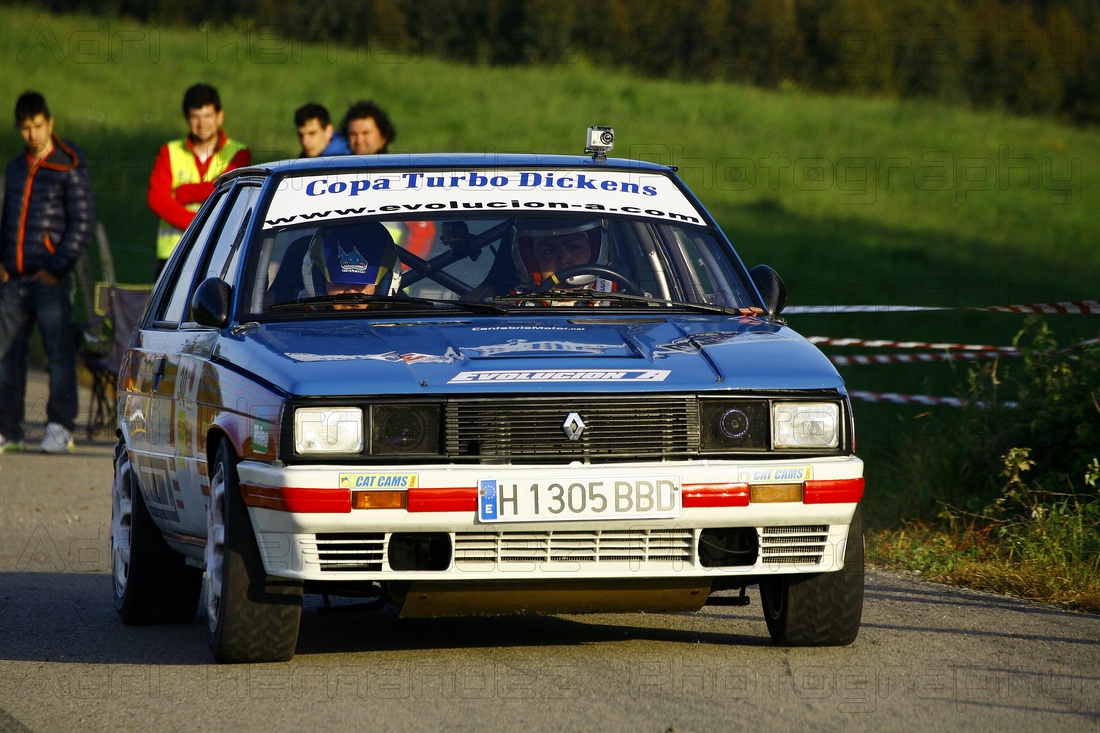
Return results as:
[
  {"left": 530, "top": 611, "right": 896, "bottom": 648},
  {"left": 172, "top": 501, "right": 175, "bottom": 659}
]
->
[{"left": 156, "top": 138, "right": 247, "bottom": 260}]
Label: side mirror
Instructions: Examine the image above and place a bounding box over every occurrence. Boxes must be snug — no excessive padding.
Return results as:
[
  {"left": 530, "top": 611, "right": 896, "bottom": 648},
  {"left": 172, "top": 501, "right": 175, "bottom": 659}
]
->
[
  {"left": 191, "top": 277, "right": 231, "bottom": 328},
  {"left": 749, "top": 264, "right": 787, "bottom": 316}
]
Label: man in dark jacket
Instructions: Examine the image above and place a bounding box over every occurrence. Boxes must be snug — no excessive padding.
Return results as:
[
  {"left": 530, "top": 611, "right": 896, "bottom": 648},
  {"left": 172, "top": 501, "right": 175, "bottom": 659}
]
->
[{"left": 0, "top": 91, "right": 95, "bottom": 454}]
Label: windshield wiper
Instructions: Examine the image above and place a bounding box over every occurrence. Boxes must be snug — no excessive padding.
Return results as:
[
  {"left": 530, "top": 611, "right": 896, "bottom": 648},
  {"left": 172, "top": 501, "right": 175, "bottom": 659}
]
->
[
  {"left": 490, "top": 290, "right": 741, "bottom": 315},
  {"left": 267, "top": 294, "right": 508, "bottom": 314},
  {"left": 266, "top": 293, "right": 378, "bottom": 310},
  {"left": 402, "top": 295, "right": 509, "bottom": 314}
]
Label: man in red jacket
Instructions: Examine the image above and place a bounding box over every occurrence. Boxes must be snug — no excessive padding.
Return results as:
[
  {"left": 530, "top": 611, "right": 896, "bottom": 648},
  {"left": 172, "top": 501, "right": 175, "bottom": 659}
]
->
[
  {"left": 0, "top": 91, "right": 95, "bottom": 454},
  {"left": 147, "top": 83, "right": 250, "bottom": 276}
]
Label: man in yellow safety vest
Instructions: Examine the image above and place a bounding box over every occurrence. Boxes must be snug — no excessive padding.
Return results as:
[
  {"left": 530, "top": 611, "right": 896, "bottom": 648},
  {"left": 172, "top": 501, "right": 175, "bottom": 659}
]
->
[{"left": 146, "top": 83, "right": 250, "bottom": 276}]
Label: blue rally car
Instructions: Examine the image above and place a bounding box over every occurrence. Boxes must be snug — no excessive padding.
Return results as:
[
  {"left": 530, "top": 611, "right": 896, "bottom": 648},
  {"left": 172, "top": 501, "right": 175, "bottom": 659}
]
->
[{"left": 111, "top": 130, "right": 864, "bottom": 662}]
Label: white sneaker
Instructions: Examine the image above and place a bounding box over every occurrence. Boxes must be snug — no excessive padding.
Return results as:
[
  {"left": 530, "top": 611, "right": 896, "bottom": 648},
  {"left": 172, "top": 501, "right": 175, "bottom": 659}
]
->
[
  {"left": 40, "top": 423, "right": 75, "bottom": 454},
  {"left": 0, "top": 434, "right": 26, "bottom": 454}
]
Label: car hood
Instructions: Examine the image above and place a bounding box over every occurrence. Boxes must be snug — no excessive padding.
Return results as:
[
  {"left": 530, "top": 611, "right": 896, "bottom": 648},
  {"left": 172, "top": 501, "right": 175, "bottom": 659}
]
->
[{"left": 219, "top": 315, "right": 845, "bottom": 397}]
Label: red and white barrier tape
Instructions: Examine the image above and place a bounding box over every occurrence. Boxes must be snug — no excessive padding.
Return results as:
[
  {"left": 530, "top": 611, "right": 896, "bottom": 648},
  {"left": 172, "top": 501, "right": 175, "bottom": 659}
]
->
[
  {"left": 791, "top": 299, "right": 1096, "bottom": 406},
  {"left": 786, "top": 300, "right": 1100, "bottom": 315},
  {"left": 807, "top": 336, "right": 1021, "bottom": 353},
  {"left": 848, "top": 390, "right": 1016, "bottom": 408},
  {"left": 970, "top": 301, "right": 1100, "bottom": 314},
  {"left": 830, "top": 351, "right": 1011, "bottom": 366}
]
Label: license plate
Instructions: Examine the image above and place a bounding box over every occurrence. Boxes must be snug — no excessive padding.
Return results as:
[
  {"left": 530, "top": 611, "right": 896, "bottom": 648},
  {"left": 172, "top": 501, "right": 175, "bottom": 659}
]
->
[{"left": 477, "top": 477, "right": 682, "bottom": 523}]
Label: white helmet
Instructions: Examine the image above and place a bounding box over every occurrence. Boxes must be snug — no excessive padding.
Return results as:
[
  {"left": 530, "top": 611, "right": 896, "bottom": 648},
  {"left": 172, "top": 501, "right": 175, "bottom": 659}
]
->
[{"left": 511, "top": 218, "right": 608, "bottom": 288}]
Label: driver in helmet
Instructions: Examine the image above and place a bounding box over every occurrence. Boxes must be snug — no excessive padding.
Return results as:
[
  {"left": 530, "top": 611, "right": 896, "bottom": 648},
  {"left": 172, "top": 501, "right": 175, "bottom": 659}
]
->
[
  {"left": 512, "top": 218, "right": 612, "bottom": 293},
  {"left": 305, "top": 221, "right": 400, "bottom": 308}
]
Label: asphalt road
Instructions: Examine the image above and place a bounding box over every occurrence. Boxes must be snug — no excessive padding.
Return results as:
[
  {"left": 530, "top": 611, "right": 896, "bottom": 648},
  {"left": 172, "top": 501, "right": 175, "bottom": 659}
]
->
[{"left": 1, "top": 372, "right": 1098, "bottom": 732}]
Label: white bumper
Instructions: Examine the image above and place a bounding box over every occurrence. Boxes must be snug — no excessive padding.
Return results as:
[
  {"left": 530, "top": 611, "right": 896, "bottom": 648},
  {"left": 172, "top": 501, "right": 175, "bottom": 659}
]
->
[{"left": 237, "top": 457, "right": 863, "bottom": 582}]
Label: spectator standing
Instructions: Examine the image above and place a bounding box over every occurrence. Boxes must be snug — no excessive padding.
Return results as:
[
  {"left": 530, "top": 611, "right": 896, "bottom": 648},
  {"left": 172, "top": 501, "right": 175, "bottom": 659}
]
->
[
  {"left": 295, "top": 102, "right": 350, "bottom": 157},
  {"left": 0, "top": 91, "right": 95, "bottom": 454},
  {"left": 147, "top": 83, "right": 249, "bottom": 275},
  {"left": 343, "top": 100, "right": 396, "bottom": 155},
  {"left": 339, "top": 101, "right": 432, "bottom": 258}
]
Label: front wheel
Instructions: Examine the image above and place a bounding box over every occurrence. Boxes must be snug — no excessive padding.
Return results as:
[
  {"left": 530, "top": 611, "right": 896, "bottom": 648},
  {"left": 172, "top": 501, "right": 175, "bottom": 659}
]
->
[
  {"left": 111, "top": 441, "right": 202, "bottom": 624},
  {"left": 759, "top": 504, "right": 864, "bottom": 646},
  {"left": 205, "top": 440, "right": 303, "bottom": 663}
]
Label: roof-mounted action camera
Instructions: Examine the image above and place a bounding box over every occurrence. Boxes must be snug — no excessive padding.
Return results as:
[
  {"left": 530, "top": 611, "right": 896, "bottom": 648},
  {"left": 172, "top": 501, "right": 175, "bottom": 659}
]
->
[{"left": 585, "top": 126, "right": 614, "bottom": 160}]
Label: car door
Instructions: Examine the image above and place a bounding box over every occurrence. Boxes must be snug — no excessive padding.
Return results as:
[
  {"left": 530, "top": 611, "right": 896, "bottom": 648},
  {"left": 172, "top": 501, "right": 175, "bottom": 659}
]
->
[{"left": 125, "top": 184, "right": 260, "bottom": 538}]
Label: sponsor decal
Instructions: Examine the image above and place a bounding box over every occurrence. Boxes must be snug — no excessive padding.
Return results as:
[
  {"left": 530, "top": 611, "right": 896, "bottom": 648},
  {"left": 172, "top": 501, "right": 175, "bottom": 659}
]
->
[
  {"left": 264, "top": 169, "right": 703, "bottom": 228},
  {"left": 738, "top": 466, "right": 814, "bottom": 483},
  {"left": 465, "top": 339, "right": 623, "bottom": 357},
  {"left": 471, "top": 326, "right": 584, "bottom": 332},
  {"left": 656, "top": 331, "right": 742, "bottom": 356},
  {"left": 448, "top": 369, "right": 670, "bottom": 383},
  {"left": 400, "top": 347, "right": 463, "bottom": 364},
  {"left": 286, "top": 352, "right": 402, "bottom": 363},
  {"left": 340, "top": 473, "right": 419, "bottom": 489},
  {"left": 252, "top": 421, "right": 270, "bottom": 453}
]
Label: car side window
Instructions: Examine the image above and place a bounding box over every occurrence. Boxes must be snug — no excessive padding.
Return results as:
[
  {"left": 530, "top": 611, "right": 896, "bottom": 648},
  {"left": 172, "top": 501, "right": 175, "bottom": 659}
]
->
[
  {"left": 155, "top": 188, "right": 232, "bottom": 326},
  {"left": 204, "top": 185, "right": 260, "bottom": 290}
]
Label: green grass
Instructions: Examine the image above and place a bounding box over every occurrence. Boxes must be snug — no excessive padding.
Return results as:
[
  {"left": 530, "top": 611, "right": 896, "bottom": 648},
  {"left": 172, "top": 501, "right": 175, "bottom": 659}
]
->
[
  {"left": 4, "top": 9, "right": 1098, "bottom": 295},
  {"left": 4, "top": 9, "right": 1100, "bottom": 602},
  {"left": 869, "top": 515, "right": 1100, "bottom": 614}
]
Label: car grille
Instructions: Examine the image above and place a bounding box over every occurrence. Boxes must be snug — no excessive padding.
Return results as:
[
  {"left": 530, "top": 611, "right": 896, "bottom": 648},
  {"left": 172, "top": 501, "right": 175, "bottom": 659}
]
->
[
  {"left": 445, "top": 395, "right": 698, "bottom": 462},
  {"left": 315, "top": 532, "right": 385, "bottom": 572},
  {"left": 759, "top": 525, "right": 829, "bottom": 565},
  {"left": 453, "top": 529, "right": 695, "bottom": 567},
  {"left": 310, "top": 529, "right": 695, "bottom": 572},
  {"left": 310, "top": 526, "right": 828, "bottom": 572}
]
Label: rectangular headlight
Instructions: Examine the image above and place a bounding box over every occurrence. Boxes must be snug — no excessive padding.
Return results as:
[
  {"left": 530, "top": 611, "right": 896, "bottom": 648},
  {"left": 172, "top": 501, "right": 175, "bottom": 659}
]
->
[
  {"left": 772, "top": 402, "right": 840, "bottom": 449},
  {"left": 295, "top": 407, "right": 364, "bottom": 454}
]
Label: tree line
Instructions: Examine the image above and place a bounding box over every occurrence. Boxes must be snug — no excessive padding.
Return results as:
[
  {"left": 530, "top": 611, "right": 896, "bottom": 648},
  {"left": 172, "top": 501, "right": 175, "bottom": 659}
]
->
[{"left": 23, "top": 0, "right": 1100, "bottom": 125}]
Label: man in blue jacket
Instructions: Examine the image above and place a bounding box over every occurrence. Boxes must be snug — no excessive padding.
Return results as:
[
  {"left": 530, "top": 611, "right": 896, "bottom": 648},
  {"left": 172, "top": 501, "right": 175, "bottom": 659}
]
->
[{"left": 0, "top": 91, "right": 95, "bottom": 454}]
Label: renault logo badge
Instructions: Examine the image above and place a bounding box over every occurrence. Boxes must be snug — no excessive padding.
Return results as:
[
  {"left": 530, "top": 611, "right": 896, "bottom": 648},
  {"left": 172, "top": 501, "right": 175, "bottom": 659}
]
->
[{"left": 562, "top": 412, "right": 585, "bottom": 441}]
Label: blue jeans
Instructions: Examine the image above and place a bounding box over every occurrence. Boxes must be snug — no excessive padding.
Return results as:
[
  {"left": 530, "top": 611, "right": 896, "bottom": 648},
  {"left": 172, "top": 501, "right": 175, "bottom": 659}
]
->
[{"left": 0, "top": 275, "right": 78, "bottom": 442}]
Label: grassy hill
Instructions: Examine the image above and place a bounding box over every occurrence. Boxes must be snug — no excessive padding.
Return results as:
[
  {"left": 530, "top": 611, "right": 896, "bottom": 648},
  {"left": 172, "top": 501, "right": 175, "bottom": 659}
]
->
[{"left": 3, "top": 7, "right": 1098, "bottom": 528}]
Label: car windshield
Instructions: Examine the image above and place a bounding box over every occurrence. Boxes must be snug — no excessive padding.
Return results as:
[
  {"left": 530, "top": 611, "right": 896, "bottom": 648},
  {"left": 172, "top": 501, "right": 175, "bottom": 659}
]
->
[{"left": 242, "top": 171, "right": 759, "bottom": 317}]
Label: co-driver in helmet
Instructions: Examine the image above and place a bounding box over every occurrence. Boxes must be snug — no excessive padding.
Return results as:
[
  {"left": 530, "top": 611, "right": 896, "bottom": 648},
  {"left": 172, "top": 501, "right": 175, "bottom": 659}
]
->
[{"left": 305, "top": 220, "right": 400, "bottom": 308}]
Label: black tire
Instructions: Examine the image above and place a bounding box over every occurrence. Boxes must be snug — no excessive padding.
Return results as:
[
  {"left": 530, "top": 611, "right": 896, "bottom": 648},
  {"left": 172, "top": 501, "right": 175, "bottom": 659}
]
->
[
  {"left": 111, "top": 441, "right": 202, "bottom": 624},
  {"left": 759, "top": 504, "right": 864, "bottom": 646},
  {"left": 205, "top": 440, "right": 303, "bottom": 663}
]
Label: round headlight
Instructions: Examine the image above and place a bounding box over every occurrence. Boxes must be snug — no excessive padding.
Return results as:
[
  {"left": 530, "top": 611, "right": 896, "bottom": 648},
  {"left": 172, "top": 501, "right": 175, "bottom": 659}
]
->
[
  {"left": 370, "top": 405, "right": 441, "bottom": 456},
  {"left": 720, "top": 408, "right": 749, "bottom": 440}
]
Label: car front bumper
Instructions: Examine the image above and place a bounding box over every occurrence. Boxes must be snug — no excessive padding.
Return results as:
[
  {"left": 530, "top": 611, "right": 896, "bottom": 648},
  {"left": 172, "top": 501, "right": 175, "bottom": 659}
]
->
[{"left": 236, "top": 456, "right": 864, "bottom": 583}]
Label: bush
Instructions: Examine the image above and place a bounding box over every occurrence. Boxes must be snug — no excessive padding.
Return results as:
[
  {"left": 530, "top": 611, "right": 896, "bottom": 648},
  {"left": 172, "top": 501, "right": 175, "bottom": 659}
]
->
[
  {"left": 872, "top": 319, "right": 1100, "bottom": 610},
  {"left": 957, "top": 319, "right": 1100, "bottom": 505}
]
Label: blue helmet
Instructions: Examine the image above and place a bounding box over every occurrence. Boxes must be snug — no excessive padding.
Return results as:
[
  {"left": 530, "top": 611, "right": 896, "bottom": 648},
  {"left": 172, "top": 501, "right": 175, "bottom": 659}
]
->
[{"left": 307, "top": 221, "right": 399, "bottom": 294}]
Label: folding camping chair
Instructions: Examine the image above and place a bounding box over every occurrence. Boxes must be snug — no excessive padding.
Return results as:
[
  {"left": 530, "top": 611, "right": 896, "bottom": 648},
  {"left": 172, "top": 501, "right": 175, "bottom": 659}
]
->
[{"left": 79, "top": 283, "right": 152, "bottom": 438}]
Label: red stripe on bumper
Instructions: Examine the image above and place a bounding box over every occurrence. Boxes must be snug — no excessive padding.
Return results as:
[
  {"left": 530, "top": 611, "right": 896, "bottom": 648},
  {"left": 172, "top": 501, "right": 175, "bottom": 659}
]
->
[
  {"left": 408, "top": 487, "right": 478, "bottom": 513},
  {"left": 240, "top": 485, "right": 351, "bottom": 513},
  {"left": 682, "top": 482, "right": 750, "bottom": 508},
  {"left": 803, "top": 477, "right": 865, "bottom": 504}
]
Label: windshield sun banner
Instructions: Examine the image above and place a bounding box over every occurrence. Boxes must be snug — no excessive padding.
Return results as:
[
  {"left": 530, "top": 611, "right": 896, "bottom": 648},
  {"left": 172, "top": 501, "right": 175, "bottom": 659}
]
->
[{"left": 263, "top": 169, "right": 705, "bottom": 229}]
